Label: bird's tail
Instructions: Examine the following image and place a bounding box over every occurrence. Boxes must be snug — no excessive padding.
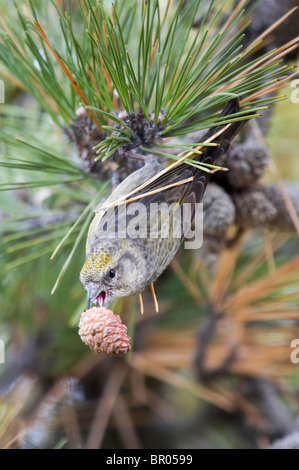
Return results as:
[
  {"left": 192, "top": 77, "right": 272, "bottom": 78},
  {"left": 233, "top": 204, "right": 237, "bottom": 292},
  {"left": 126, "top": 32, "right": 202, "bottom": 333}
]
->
[
  {"left": 129, "top": 99, "right": 250, "bottom": 199},
  {"left": 198, "top": 98, "right": 248, "bottom": 165},
  {"left": 180, "top": 98, "right": 250, "bottom": 210}
]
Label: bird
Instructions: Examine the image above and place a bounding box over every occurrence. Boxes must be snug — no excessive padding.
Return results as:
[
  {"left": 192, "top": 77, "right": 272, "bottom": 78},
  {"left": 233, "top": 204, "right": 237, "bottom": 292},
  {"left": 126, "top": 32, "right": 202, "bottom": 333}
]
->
[{"left": 80, "top": 98, "right": 249, "bottom": 310}]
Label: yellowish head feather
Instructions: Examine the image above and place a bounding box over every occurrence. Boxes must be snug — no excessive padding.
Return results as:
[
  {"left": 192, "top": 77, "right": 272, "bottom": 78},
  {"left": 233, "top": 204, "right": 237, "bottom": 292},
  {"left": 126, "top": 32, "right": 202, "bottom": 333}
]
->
[{"left": 81, "top": 250, "right": 111, "bottom": 279}]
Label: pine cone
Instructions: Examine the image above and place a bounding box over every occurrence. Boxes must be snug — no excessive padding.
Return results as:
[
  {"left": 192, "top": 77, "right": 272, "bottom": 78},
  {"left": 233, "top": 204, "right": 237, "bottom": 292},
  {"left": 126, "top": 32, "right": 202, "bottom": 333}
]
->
[{"left": 78, "top": 307, "right": 131, "bottom": 357}]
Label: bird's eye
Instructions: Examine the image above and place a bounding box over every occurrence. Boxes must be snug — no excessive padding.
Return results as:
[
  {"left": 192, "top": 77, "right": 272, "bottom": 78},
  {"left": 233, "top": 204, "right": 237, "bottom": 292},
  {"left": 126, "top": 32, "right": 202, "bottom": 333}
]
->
[{"left": 109, "top": 269, "right": 116, "bottom": 278}]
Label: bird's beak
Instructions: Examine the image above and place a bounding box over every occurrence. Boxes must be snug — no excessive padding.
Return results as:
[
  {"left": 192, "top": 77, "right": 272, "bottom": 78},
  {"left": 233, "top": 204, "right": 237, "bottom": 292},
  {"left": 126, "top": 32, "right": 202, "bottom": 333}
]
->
[{"left": 87, "top": 285, "right": 99, "bottom": 309}]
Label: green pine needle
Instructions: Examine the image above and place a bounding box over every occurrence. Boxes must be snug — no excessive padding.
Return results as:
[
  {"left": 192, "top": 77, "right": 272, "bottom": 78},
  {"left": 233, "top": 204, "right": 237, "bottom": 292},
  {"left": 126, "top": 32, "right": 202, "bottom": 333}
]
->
[{"left": 0, "top": 0, "right": 297, "bottom": 293}]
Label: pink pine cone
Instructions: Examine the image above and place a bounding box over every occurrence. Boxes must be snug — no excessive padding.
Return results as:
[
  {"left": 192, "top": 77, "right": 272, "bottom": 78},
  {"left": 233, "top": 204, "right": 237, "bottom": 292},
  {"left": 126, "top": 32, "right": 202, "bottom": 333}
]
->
[{"left": 78, "top": 307, "right": 131, "bottom": 357}]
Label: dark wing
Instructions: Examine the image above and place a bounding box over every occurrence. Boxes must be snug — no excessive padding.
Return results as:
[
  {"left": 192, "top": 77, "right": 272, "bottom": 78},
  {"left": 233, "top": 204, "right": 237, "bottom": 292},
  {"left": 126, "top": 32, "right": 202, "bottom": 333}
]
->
[
  {"left": 94, "top": 99, "right": 249, "bottom": 243},
  {"left": 132, "top": 98, "right": 247, "bottom": 208}
]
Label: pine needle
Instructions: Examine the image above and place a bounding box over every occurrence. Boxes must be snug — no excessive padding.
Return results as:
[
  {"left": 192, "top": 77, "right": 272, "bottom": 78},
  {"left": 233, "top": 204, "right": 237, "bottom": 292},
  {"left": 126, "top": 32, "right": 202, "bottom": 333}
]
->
[
  {"left": 243, "top": 6, "right": 298, "bottom": 54},
  {"left": 150, "top": 283, "right": 159, "bottom": 313},
  {"left": 100, "top": 176, "right": 194, "bottom": 210},
  {"left": 138, "top": 292, "right": 144, "bottom": 315},
  {"left": 33, "top": 21, "right": 103, "bottom": 132},
  {"left": 131, "top": 354, "right": 234, "bottom": 412}
]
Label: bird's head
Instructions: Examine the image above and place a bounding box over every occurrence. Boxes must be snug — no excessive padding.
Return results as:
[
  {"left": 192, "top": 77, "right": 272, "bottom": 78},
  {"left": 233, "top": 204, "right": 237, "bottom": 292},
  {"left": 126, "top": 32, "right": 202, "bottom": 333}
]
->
[{"left": 79, "top": 239, "right": 145, "bottom": 309}]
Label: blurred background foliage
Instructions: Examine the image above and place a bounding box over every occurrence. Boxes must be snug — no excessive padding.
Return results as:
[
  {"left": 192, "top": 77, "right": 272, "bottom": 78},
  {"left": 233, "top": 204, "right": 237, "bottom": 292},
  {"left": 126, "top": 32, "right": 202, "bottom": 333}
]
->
[{"left": 0, "top": 0, "right": 299, "bottom": 449}]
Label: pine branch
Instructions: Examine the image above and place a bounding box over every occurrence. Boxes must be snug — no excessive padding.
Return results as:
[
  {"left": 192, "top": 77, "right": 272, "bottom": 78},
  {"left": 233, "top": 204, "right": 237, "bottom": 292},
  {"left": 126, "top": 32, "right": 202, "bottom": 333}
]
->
[{"left": 0, "top": 0, "right": 297, "bottom": 166}]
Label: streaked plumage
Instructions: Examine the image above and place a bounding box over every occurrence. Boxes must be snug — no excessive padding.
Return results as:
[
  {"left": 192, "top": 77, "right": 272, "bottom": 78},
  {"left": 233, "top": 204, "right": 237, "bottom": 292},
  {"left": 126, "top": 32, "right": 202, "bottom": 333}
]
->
[{"left": 80, "top": 99, "right": 248, "bottom": 309}]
